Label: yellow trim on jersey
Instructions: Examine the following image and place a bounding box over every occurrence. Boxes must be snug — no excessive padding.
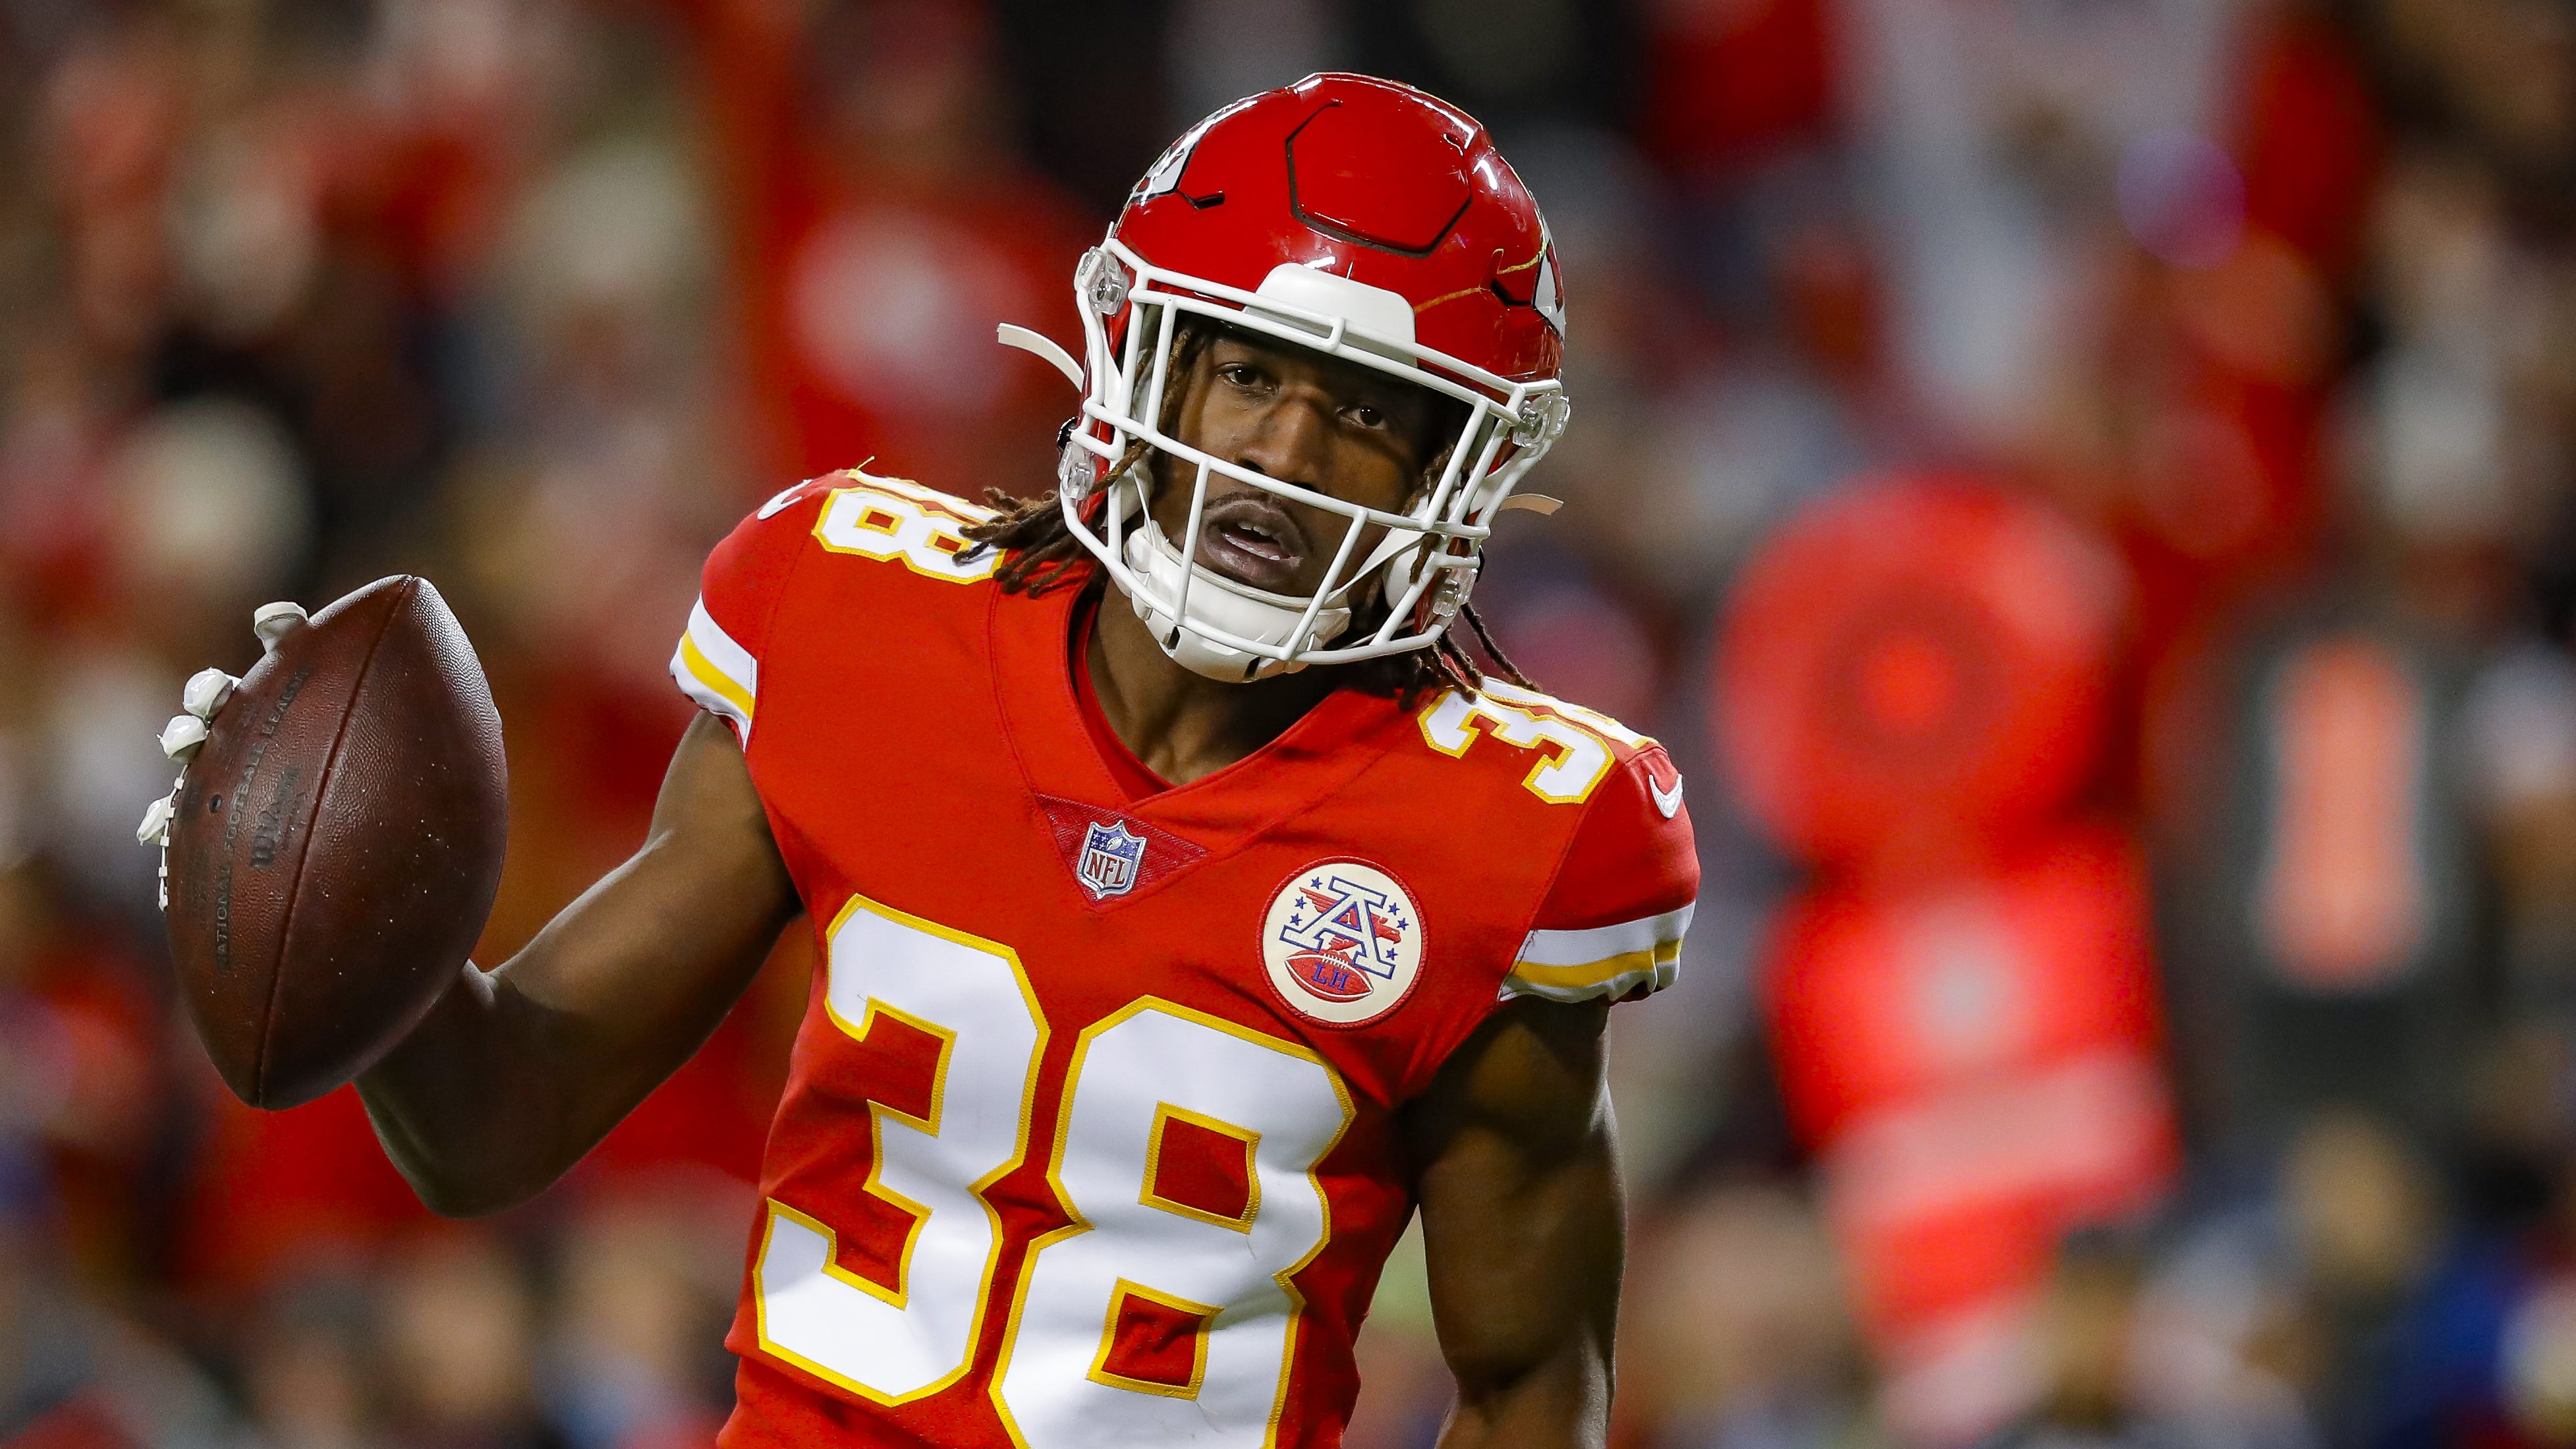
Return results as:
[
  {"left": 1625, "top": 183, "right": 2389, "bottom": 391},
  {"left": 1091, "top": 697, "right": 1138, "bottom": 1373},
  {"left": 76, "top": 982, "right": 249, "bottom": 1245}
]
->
[
  {"left": 754, "top": 1199, "right": 907, "bottom": 1385},
  {"left": 751, "top": 894, "right": 1050, "bottom": 1409},
  {"left": 1416, "top": 689, "right": 1619, "bottom": 805},
  {"left": 988, "top": 996, "right": 1355, "bottom": 1449},
  {"left": 810, "top": 995, "right": 956, "bottom": 1309},
  {"left": 1086, "top": 1278, "right": 1223, "bottom": 1400},
  {"left": 1503, "top": 903, "right": 1695, "bottom": 1003},
  {"left": 812, "top": 475, "right": 1005, "bottom": 584},
  {"left": 671, "top": 596, "right": 758, "bottom": 738},
  {"left": 1140, "top": 1103, "right": 1263, "bottom": 1234},
  {"left": 677, "top": 633, "right": 754, "bottom": 718}
]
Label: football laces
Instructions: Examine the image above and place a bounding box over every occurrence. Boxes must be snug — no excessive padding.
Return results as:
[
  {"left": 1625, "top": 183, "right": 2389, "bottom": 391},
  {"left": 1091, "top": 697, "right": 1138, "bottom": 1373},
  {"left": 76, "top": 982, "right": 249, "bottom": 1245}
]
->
[{"left": 136, "top": 602, "right": 306, "bottom": 909}]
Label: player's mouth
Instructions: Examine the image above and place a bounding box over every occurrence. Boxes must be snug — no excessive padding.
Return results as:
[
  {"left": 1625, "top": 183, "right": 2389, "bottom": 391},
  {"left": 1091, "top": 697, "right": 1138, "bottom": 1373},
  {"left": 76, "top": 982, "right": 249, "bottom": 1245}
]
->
[{"left": 1194, "top": 492, "right": 1310, "bottom": 592}]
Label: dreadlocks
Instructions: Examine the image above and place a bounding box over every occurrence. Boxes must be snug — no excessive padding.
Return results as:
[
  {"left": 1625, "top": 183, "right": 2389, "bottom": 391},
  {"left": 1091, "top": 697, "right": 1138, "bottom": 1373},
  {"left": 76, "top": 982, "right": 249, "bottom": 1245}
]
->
[{"left": 958, "top": 320, "right": 1532, "bottom": 708}]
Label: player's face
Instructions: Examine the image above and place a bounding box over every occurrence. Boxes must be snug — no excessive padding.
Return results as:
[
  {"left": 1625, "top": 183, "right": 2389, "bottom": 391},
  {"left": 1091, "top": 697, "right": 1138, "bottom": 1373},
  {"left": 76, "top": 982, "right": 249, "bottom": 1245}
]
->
[{"left": 1154, "top": 329, "right": 1444, "bottom": 598}]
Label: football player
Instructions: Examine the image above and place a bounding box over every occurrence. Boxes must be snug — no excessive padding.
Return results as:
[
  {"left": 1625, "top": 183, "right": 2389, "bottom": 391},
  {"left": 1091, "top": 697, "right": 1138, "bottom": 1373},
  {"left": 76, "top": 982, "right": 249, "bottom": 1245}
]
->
[{"left": 163, "top": 74, "right": 1695, "bottom": 1448}]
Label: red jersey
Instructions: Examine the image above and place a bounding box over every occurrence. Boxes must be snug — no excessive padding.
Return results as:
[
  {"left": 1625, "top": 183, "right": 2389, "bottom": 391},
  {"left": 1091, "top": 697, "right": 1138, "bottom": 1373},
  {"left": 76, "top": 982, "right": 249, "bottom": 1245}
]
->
[{"left": 669, "top": 470, "right": 1698, "bottom": 1448}]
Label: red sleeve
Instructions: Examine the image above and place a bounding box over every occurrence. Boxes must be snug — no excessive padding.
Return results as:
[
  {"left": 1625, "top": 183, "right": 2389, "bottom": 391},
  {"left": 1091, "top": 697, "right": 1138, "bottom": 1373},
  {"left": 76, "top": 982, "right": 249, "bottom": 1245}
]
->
[
  {"left": 1504, "top": 743, "right": 1700, "bottom": 1004},
  {"left": 669, "top": 477, "right": 829, "bottom": 743}
]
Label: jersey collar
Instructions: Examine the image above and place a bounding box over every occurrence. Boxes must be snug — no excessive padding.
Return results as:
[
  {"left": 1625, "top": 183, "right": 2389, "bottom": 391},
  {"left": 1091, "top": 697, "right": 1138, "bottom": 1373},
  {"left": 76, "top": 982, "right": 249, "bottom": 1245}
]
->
[{"left": 986, "top": 571, "right": 1407, "bottom": 862}]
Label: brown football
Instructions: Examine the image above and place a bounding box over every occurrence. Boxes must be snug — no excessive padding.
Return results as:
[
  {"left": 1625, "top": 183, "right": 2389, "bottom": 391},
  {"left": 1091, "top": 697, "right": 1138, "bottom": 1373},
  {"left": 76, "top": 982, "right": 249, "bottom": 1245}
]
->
[{"left": 164, "top": 576, "right": 508, "bottom": 1110}]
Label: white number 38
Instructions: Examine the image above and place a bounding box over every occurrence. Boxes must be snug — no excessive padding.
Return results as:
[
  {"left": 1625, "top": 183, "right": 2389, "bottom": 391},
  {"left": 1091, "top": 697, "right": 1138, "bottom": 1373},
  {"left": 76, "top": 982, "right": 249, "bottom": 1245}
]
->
[{"left": 754, "top": 895, "right": 1355, "bottom": 1448}]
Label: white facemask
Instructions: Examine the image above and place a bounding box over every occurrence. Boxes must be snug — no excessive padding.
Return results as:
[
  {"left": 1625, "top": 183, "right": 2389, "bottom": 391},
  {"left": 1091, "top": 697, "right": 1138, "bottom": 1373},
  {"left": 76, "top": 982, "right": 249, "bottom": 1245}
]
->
[
  {"left": 1108, "top": 473, "right": 1354, "bottom": 682},
  {"left": 1009, "top": 242, "right": 1571, "bottom": 684}
]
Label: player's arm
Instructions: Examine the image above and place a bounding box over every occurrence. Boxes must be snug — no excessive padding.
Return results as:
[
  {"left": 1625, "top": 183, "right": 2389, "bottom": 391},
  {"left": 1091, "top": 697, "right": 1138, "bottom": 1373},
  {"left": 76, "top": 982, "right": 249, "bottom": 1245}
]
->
[
  {"left": 1405, "top": 996, "right": 1623, "bottom": 1449},
  {"left": 355, "top": 712, "right": 798, "bottom": 1216}
]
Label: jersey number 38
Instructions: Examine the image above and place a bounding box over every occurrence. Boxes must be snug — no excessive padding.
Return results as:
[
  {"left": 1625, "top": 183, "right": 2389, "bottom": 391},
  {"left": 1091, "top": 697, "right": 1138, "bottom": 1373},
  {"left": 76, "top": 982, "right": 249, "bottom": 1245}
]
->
[{"left": 754, "top": 894, "right": 1355, "bottom": 1449}]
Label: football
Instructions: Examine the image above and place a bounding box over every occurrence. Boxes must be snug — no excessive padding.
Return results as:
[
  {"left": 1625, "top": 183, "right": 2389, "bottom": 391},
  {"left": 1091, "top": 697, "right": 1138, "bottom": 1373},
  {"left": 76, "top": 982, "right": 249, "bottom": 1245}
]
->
[{"left": 163, "top": 576, "right": 509, "bottom": 1110}]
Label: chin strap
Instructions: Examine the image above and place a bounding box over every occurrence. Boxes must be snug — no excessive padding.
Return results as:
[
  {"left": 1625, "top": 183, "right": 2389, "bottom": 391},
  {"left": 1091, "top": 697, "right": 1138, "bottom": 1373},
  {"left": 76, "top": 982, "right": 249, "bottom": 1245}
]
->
[{"left": 1111, "top": 477, "right": 1355, "bottom": 683}]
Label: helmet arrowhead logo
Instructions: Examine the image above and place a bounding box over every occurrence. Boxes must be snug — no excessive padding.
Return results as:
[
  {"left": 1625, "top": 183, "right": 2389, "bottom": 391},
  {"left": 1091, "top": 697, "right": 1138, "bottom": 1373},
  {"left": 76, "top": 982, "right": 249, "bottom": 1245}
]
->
[{"left": 1533, "top": 216, "right": 1564, "bottom": 336}]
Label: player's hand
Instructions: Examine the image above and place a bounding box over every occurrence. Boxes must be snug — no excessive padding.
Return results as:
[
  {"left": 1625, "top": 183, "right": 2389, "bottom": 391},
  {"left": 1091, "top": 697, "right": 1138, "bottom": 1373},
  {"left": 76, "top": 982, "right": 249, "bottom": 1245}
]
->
[{"left": 134, "top": 602, "right": 312, "bottom": 908}]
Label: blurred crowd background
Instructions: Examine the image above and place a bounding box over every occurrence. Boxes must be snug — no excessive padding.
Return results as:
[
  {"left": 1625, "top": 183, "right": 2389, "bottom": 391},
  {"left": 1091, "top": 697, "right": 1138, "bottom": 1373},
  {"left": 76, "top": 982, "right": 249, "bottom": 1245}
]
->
[{"left": 2, "top": 0, "right": 2573, "bottom": 1446}]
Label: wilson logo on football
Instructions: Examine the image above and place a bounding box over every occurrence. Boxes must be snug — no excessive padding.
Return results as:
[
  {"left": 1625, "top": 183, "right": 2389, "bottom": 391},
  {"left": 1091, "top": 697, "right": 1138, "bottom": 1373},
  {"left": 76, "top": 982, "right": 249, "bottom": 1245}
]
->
[{"left": 1262, "top": 861, "right": 1423, "bottom": 1026}]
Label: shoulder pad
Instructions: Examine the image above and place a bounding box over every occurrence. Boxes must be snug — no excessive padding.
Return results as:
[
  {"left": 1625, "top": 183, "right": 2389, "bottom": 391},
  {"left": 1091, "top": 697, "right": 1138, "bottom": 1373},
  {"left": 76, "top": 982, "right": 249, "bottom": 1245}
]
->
[
  {"left": 1413, "top": 679, "right": 1658, "bottom": 807},
  {"left": 804, "top": 470, "right": 1006, "bottom": 586}
]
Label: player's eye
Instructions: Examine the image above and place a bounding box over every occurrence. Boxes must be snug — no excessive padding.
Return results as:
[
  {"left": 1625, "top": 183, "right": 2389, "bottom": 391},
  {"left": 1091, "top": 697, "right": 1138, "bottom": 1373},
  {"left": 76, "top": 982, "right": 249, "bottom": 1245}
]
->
[
  {"left": 1344, "top": 405, "right": 1386, "bottom": 430},
  {"left": 1218, "top": 362, "right": 1266, "bottom": 391}
]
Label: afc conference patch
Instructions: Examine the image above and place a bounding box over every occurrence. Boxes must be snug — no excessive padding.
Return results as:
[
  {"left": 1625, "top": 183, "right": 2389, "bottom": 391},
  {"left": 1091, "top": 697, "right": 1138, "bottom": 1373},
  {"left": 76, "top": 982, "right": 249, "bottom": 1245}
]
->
[
  {"left": 1075, "top": 819, "right": 1148, "bottom": 900},
  {"left": 1261, "top": 860, "right": 1424, "bottom": 1027}
]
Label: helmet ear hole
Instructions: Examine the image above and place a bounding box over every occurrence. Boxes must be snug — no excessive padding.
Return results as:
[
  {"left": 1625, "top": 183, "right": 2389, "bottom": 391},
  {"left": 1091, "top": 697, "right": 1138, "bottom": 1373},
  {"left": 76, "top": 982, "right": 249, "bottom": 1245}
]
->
[
  {"left": 1378, "top": 534, "right": 1480, "bottom": 638},
  {"left": 1057, "top": 421, "right": 1106, "bottom": 502}
]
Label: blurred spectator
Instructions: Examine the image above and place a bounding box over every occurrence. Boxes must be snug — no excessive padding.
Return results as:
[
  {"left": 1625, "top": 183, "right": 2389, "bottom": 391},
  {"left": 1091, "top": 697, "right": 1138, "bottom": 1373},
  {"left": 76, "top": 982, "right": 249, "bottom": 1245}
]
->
[
  {"left": 0, "top": 1152, "right": 243, "bottom": 1448},
  {"left": 1620, "top": 1181, "right": 1868, "bottom": 1449},
  {"left": 240, "top": 1278, "right": 381, "bottom": 1449},
  {"left": 376, "top": 1230, "right": 558, "bottom": 1449},
  {"left": 2127, "top": 1112, "right": 2458, "bottom": 1449},
  {"left": 2159, "top": 604, "right": 2482, "bottom": 1147},
  {"left": 540, "top": 1193, "right": 733, "bottom": 1449}
]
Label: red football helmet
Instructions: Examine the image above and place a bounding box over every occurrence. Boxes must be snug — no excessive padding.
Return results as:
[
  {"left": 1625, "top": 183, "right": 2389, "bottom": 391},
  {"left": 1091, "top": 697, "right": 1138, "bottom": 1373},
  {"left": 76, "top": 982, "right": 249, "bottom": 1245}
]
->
[{"left": 1003, "top": 73, "right": 1569, "bottom": 681}]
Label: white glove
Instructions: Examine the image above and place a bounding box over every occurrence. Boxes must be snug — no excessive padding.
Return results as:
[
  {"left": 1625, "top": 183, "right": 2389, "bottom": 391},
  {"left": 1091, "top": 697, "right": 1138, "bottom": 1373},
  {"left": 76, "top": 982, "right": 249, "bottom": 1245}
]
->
[{"left": 138, "top": 604, "right": 309, "bottom": 909}]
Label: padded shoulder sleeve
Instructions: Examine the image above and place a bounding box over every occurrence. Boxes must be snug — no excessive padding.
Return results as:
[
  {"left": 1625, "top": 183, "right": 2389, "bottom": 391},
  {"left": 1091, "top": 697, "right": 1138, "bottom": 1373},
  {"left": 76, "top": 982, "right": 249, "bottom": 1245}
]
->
[
  {"left": 1503, "top": 742, "right": 1700, "bottom": 1005},
  {"left": 670, "top": 478, "right": 830, "bottom": 743}
]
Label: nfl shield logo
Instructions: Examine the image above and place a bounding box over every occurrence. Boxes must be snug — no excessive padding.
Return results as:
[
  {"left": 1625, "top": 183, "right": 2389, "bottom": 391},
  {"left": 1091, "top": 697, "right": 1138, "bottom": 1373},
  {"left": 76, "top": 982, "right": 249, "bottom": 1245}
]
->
[{"left": 1075, "top": 820, "right": 1148, "bottom": 900}]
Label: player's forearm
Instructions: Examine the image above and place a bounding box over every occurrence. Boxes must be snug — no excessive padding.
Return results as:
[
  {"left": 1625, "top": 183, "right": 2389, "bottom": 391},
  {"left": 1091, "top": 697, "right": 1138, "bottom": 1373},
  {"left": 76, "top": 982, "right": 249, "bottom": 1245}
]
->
[
  {"left": 359, "top": 720, "right": 798, "bottom": 1214},
  {"left": 1424, "top": 1168, "right": 1623, "bottom": 1449},
  {"left": 356, "top": 838, "right": 791, "bottom": 1214},
  {"left": 356, "top": 961, "right": 558, "bottom": 1215},
  {"left": 1413, "top": 1000, "right": 1625, "bottom": 1449},
  {"left": 358, "top": 916, "right": 687, "bottom": 1217},
  {"left": 1436, "top": 1348, "right": 1613, "bottom": 1449}
]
